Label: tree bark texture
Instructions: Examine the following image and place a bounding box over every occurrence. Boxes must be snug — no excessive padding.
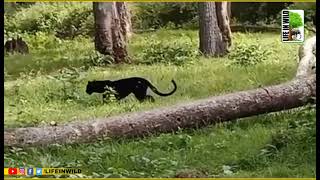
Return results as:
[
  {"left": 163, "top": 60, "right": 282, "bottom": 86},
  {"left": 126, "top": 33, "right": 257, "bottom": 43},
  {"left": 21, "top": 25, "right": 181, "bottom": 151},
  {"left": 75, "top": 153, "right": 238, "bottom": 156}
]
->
[
  {"left": 116, "top": 2, "right": 132, "bottom": 41},
  {"left": 4, "top": 75, "right": 316, "bottom": 147},
  {"left": 296, "top": 36, "right": 316, "bottom": 77},
  {"left": 198, "top": 2, "right": 227, "bottom": 57},
  {"left": 216, "top": 2, "right": 232, "bottom": 50},
  {"left": 93, "top": 2, "right": 130, "bottom": 63},
  {"left": 227, "top": 2, "right": 231, "bottom": 19}
]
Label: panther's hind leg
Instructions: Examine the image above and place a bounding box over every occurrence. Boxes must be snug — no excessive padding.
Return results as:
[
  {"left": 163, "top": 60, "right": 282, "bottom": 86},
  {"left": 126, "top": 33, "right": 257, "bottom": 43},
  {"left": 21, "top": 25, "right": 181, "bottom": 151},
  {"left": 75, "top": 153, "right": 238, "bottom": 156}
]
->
[{"left": 133, "top": 86, "right": 150, "bottom": 102}]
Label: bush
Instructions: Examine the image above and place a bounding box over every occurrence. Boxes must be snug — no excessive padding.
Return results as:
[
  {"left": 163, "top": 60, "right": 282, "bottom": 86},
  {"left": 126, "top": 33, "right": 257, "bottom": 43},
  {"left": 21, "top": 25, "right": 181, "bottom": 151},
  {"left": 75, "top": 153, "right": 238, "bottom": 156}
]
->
[
  {"left": 83, "top": 50, "right": 115, "bottom": 67},
  {"left": 46, "top": 67, "right": 83, "bottom": 101},
  {"left": 138, "top": 40, "right": 198, "bottom": 66},
  {"left": 56, "top": 6, "right": 94, "bottom": 38},
  {"left": 228, "top": 43, "right": 272, "bottom": 67},
  {"left": 131, "top": 2, "right": 198, "bottom": 30},
  {"left": 5, "top": 2, "right": 93, "bottom": 39},
  {"left": 231, "top": 2, "right": 291, "bottom": 25}
]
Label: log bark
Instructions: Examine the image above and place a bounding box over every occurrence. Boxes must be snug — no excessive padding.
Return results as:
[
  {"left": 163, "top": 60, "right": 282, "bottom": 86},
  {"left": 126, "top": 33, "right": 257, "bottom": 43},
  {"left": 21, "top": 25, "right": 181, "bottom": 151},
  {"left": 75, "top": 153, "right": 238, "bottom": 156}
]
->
[
  {"left": 198, "top": 2, "right": 227, "bottom": 57},
  {"left": 296, "top": 36, "right": 316, "bottom": 77},
  {"left": 4, "top": 75, "right": 316, "bottom": 147}
]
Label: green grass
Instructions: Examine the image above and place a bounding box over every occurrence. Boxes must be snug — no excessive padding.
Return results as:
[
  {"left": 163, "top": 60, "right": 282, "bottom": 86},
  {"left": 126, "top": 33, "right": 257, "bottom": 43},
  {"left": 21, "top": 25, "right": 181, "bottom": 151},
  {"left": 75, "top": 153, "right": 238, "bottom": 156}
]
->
[{"left": 4, "top": 30, "right": 315, "bottom": 178}]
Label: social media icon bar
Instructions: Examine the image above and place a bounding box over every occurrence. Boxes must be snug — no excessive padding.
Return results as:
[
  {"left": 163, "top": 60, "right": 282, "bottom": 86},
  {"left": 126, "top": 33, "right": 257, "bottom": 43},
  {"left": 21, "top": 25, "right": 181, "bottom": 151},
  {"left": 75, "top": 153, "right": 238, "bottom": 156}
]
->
[
  {"left": 19, "top": 167, "right": 25, "bottom": 175},
  {"left": 8, "top": 168, "right": 17, "bottom": 175},
  {"left": 36, "top": 168, "right": 42, "bottom": 176},
  {"left": 27, "top": 168, "right": 34, "bottom": 176}
]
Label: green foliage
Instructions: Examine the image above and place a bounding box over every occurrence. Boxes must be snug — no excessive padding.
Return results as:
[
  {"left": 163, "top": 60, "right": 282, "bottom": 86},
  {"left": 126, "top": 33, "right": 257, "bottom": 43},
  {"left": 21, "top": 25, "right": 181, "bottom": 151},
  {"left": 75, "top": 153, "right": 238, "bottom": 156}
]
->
[
  {"left": 138, "top": 40, "right": 198, "bottom": 66},
  {"left": 5, "top": 2, "right": 316, "bottom": 36},
  {"left": 4, "top": 33, "right": 94, "bottom": 80},
  {"left": 288, "top": 3, "right": 316, "bottom": 24},
  {"left": 4, "top": 2, "right": 92, "bottom": 39},
  {"left": 289, "top": 12, "right": 303, "bottom": 28},
  {"left": 228, "top": 43, "right": 272, "bottom": 67},
  {"left": 231, "top": 2, "right": 290, "bottom": 25},
  {"left": 84, "top": 50, "right": 115, "bottom": 67},
  {"left": 271, "top": 106, "right": 316, "bottom": 150},
  {"left": 102, "top": 86, "right": 119, "bottom": 103},
  {"left": 56, "top": 7, "right": 94, "bottom": 38},
  {"left": 5, "top": 2, "right": 199, "bottom": 36},
  {"left": 131, "top": 2, "right": 198, "bottom": 30},
  {"left": 20, "top": 32, "right": 62, "bottom": 50},
  {"left": 46, "top": 67, "right": 83, "bottom": 101}
]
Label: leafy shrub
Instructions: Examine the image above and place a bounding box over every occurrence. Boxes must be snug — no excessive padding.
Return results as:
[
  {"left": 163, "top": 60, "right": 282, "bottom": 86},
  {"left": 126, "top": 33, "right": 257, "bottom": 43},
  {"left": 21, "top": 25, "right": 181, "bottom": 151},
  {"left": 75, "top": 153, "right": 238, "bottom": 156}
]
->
[
  {"left": 228, "top": 43, "right": 272, "bottom": 67},
  {"left": 23, "top": 32, "right": 63, "bottom": 50},
  {"left": 138, "top": 40, "right": 198, "bottom": 66},
  {"left": 56, "top": 7, "right": 94, "bottom": 38},
  {"left": 132, "top": 2, "right": 198, "bottom": 30},
  {"left": 5, "top": 2, "right": 93, "bottom": 39},
  {"left": 82, "top": 50, "right": 115, "bottom": 67},
  {"left": 46, "top": 67, "right": 82, "bottom": 101},
  {"left": 231, "top": 2, "right": 291, "bottom": 25}
]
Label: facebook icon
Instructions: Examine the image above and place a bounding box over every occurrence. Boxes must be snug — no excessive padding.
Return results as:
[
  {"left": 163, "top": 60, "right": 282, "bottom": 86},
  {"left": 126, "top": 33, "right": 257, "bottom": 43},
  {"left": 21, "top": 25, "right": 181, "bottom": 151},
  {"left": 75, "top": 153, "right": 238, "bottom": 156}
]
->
[{"left": 27, "top": 168, "right": 34, "bottom": 176}]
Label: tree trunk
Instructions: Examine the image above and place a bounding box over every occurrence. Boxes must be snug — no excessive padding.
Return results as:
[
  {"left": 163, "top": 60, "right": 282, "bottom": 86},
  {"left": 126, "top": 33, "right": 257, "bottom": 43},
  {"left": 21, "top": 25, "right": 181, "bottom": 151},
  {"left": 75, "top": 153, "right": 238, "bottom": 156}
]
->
[
  {"left": 4, "top": 75, "right": 315, "bottom": 147},
  {"left": 93, "top": 2, "right": 130, "bottom": 63},
  {"left": 216, "top": 2, "right": 232, "bottom": 50},
  {"left": 116, "top": 2, "right": 132, "bottom": 41},
  {"left": 198, "top": 2, "right": 228, "bottom": 57},
  {"left": 227, "top": 2, "right": 231, "bottom": 19}
]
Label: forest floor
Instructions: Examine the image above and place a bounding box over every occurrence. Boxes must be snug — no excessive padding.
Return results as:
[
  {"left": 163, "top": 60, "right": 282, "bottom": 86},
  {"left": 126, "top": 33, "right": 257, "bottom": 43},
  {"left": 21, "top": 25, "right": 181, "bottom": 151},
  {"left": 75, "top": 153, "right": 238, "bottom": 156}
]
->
[{"left": 4, "top": 30, "right": 316, "bottom": 178}]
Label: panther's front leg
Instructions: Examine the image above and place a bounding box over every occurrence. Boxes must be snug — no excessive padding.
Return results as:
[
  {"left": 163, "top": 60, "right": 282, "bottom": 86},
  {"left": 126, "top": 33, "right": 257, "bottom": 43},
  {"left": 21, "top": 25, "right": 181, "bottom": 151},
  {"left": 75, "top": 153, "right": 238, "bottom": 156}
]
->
[{"left": 102, "top": 94, "right": 107, "bottom": 103}]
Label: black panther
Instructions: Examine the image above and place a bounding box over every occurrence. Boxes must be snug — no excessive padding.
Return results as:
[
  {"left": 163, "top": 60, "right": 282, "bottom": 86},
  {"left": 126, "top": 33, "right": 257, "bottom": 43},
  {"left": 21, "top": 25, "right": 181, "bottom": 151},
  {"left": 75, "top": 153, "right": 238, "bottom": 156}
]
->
[{"left": 86, "top": 77, "right": 177, "bottom": 102}]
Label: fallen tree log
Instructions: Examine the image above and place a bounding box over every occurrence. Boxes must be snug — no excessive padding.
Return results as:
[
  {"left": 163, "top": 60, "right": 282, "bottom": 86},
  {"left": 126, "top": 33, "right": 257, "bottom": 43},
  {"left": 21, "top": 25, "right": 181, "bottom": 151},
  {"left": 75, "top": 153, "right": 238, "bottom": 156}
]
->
[
  {"left": 296, "top": 36, "right": 316, "bottom": 77},
  {"left": 4, "top": 75, "right": 316, "bottom": 147}
]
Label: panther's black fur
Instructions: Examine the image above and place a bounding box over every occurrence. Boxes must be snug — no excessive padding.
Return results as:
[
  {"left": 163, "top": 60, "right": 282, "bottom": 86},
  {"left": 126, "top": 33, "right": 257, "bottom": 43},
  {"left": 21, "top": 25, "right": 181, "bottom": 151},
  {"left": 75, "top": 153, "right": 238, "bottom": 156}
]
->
[{"left": 86, "top": 77, "right": 177, "bottom": 102}]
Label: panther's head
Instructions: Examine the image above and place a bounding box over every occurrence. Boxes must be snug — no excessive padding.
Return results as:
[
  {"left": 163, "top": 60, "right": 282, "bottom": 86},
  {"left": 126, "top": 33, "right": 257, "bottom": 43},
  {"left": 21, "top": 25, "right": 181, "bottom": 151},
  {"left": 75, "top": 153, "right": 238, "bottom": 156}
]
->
[
  {"left": 86, "top": 81, "right": 96, "bottom": 95},
  {"left": 86, "top": 80, "right": 113, "bottom": 95}
]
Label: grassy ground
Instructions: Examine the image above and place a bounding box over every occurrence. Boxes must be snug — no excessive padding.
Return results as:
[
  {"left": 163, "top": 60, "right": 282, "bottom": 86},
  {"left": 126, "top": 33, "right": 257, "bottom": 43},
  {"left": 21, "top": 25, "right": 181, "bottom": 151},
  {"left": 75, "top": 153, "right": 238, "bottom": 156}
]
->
[{"left": 4, "top": 30, "right": 316, "bottom": 177}]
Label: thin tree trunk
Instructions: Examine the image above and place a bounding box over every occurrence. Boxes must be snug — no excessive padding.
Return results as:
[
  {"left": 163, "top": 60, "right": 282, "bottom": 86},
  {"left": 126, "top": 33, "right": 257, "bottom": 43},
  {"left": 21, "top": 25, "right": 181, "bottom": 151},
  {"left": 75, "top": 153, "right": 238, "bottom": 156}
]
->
[
  {"left": 216, "top": 2, "right": 232, "bottom": 50},
  {"left": 93, "top": 2, "right": 113, "bottom": 56},
  {"left": 116, "top": 2, "right": 132, "bottom": 41},
  {"left": 93, "top": 2, "right": 129, "bottom": 63},
  {"left": 4, "top": 75, "right": 315, "bottom": 147},
  {"left": 198, "top": 2, "right": 227, "bottom": 57}
]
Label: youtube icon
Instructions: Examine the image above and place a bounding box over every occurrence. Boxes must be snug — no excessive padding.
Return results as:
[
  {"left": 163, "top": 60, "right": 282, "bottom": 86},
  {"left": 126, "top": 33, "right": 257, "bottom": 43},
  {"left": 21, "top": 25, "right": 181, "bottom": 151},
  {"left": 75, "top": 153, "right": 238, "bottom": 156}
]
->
[{"left": 8, "top": 168, "right": 18, "bottom": 175}]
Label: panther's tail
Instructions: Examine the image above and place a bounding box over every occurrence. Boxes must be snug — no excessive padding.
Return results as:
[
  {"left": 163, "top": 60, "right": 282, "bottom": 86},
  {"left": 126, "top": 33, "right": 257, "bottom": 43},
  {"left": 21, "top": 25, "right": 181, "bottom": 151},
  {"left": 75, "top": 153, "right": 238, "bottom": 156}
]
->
[{"left": 147, "top": 80, "right": 177, "bottom": 96}]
